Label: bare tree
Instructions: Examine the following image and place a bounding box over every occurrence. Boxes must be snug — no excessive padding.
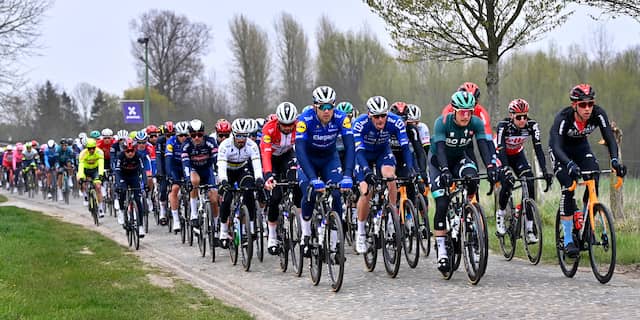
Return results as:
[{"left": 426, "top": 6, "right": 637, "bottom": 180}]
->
[
  {"left": 573, "top": 0, "right": 640, "bottom": 22},
  {"left": 229, "top": 14, "right": 271, "bottom": 117},
  {"left": 590, "top": 24, "right": 614, "bottom": 69},
  {"left": 73, "top": 82, "right": 99, "bottom": 127},
  {"left": 187, "top": 70, "right": 231, "bottom": 121},
  {"left": 130, "top": 9, "right": 211, "bottom": 105},
  {"left": 0, "top": 0, "right": 51, "bottom": 98},
  {"left": 274, "top": 12, "right": 311, "bottom": 108},
  {"left": 366, "top": 0, "right": 571, "bottom": 119}
]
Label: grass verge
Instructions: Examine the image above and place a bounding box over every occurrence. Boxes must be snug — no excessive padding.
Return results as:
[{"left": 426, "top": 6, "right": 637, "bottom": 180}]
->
[
  {"left": 0, "top": 206, "right": 252, "bottom": 320},
  {"left": 0, "top": 194, "right": 7, "bottom": 203}
]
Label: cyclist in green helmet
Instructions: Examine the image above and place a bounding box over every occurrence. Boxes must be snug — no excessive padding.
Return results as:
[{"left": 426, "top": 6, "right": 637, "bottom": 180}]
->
[
  {"left": 336, "top": 101, "right": 355, "bottom": 119},
  {"left": 90, "top": 130, "right": 101, "bottom": 139},
  {"left": 128, "top": 130, "right": 138, "bottom": 139}
]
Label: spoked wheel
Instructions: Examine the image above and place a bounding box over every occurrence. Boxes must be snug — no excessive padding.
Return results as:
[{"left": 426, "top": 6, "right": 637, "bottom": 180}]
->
[
  {"left": 289, "top": 207, "right": 303, "bottom": 277},
  {"left": 153, "top": 192, "right": 160, "bottom": 225},
  {"left": 143, "top": 200, "right": 149, "bottom": 235},
  {"left": 278, "top": 213, "right": 289, "bottom": 272},
  {"left": 343, "top": 196, "right": 356, "bottom": 248},
  {"left": 126, "top": 206, "right": 134, "bottom": 248},
  {"left": 588, "top": 203, "right": 616, "bottom": 284},
  {"left": 401, "top": 200, "right": 421, "bottom": 269},
  {"left": 555, "top": 211, "right": 580, "bottom": 278},
  {"left": 382, "top": 205, "right": 401, "bottom": 278},
  {"left": 129, "top": 202, "right": 140, "bottom": 250},
  {"left": 522, "top": 199, "right": 543, "bottom": 265},
  {"left": 240, "top": 205, "right": 253, "bottom": 272},
  {"left": 363, "top": 209, "right": 378, "bottom": 272},
  {"left": 197, "top": 209, "right": 207, "bottom": 258},
  {"left": 326, "top": 211, "right": 345, "bottom": 292},
  {"left": 415, "top": 193, "right": 431, "bottom": 257},
  {"left": 179, "top": 199, "right": 187, "bottom": 243},
  {"left": 255, "top": 207, "right": 264, "bottom": 263},
  {"left": 309, "top": 217, "right": 322, "bottom": 286},
  {"left": 498, "top": 198, "right": 516, "bottom": 260},
  {"left": 229, "top": 219, "right": 239, "bottom": 266},
  {"left": 461, "top": 203, "right": 488, "bottom": 285}
]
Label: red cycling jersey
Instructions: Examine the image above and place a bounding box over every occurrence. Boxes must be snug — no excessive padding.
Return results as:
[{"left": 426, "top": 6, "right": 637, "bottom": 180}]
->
[
  {"left": 441, "top": 103, "right": 493, "bottom": 136},
  {"left": 97, "top": 138, "right": 115, "bottom": 160},
  {"left": 260, "top": 118, "right": 296, "bottom": 173}
]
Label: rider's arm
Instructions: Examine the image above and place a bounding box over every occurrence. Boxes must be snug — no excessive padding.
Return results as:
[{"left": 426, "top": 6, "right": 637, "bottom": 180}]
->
[
  {"left": 529, "top": 120, "right": 548, "bottom": 171},
  {"left": 260, "top": 127, "right": 274, "bottom": 174},
  {"left": 216, "top": 141, "right": 229, "bottom": 182},
  {"left": 249, "top": 141, "right": 263, "bottom": 180},
  {"left": 353, "top": 119, "right": 369, "bottom": 172},
  {"left": 495, "top": 120, "right": 509, "bottom": 165},
  {"left": 471, "top": 117, "right": 494, "bottom": 167},
  {"left": 548, "top": 109, "right": 571, "bottom": 166},
  {"left": 114, "top": 156, "right": 122, "bottom": 182},
  {"left": 407, "top": 125, "right": 427, "bottom": 173},
  {"left": 97, "top": 150, "right": 105, "bottom": 177},
  {"left": 594, "top": 106, "right": 620, "bottom": 161},
  {"left": 395, "top": 120, "right": 416, "bottom": 171},
  {"left": 181, "top": 142, "right": 192, "bottom": 178},
  {"left": 294, "top": 120, "right": 318, "bottom": 181}
]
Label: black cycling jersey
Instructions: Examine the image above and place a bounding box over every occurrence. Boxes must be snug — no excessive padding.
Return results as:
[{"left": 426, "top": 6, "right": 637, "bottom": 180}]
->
[{"left": 496, "top": 117, "right": 546, "bottom": 170}]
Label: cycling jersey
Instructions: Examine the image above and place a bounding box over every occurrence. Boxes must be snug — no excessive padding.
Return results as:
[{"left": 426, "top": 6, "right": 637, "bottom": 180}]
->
[
  {"left": 43, "top": 145, "right": 58, "bottom": 169},
  {"left": 181, "top": 136, "right": 218, "bottom": 174},
  {"left": 22, "top": 149, "right": 39, "bottom": 166},
  {"left": 353, "top": 113, "right": 414, "bottom": 172},
  {"left": 496, "top": 117, "right": 546, "bottom": 169},
  {"left": 77, "top": 148, "right": 105, "bottom": 178},
  {"left": 55, "top": 145, "right": 75, "bottom": 168},
  {"left": 431, "top": 113, "right": 492, "bottom": 168},
  {"left": 217, "top": 137, "right": 263, "bottom": 182},
  {"left": 155, "top": 135, "right": 168, "bottom": 176},
  {"left": 442, "top": 103, "right": 493, "bottom": 138},
  {"left": 115, "top": 151, "right": 146, "bottom": 182},
  {"left": 261, "top": 119, "right": 296, "bottom": 173},
  {"left": 165, "top": 135, "right": 188, "bottom": 182},
  {"left": 416, "top": 122, "right": 431, "bottom": 147},
  {"left": 97, "top": 138, "right": 114, "bottom": 160}
]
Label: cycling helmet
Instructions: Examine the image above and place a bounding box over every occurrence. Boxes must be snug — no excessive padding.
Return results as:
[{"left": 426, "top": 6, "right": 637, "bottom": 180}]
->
[
  {"left": 569, "top": 84, "right": 595, "bottom": 102},
  {"left": 66, "top": 138, "right": 74, "bottom": 145},
  {"left": 124, "top": 138, "right": 135, "bottom": 151},
  {"left": 247, "top": 118, "right": 259, "bottom": 134},
  {"left": 508, "top": 98, "right": 530, "bottom": 114},
  {"left": 6, "top": 144, "right": 13, "bottom": 151},
  {"left": 232, "top": 118, "right": 252, "bottom": 135},
  {"left": 458, "top": 82, "right": 481, "bottom": 100},
  {"left": 80, "top": 137, "right": 88, "bottom": 146},
  {"left": 40, "top": 144, "right": 47, "bottom": 152},
  {"left": 117, "top": 130, "right": 129, "bottom": 140},
  {"left": 86, "top": 138, "right": 97, "bottom": 148},
  {"left": 389, "top": 101, "right": 409, "bottom": 119},
  {"left": 31, "top": 140, "right": 38, "bottom": 147},
  {"left": 366, "top": 96, "right": 389, "bottom": 115},
  {"left": 164, "top": 121, "right": 175, "bottom": 134},
  {"left": 451, "top": 91, "right": 476, "bottom": 109},
  {"left": 73, "top": 138, "right": 80, "bottom": 146},
  {"left": 128, "top": 131, "right": 137, "bottom": 139},
  {"left": 336, "top": 101, "right": 354, "bottom": 114},
  {"left": 175, "top": 121, "right": 190, "bottom": 135},
  {"left": 101, "top": 128, "right": 113, "bottom": 137},
  {"left": 15, "top": 143, "right": 23, "bottom": 151},
  {"left": 78, "top": 132, "right": 87, "bottom": 139},
  {"left": 158, "top": 125, "right": 166, "bottom": 135},
  {"left": 189, "top": 119, "right": 205, "bottom": 133},
  {"left": 25, "top": 142, "right": 32, "bottom": 149},
  {"left": 135, "top": 131, "right": 148, "bottom": 142},
  {"left": 275, "top": 102, "right": 298, "bottom": 124},
  {"left": 146, "top": 125, "right": 159, "bottom": 135},
  {"left": 407, "top": 104, "right": 421, "bottom": 121},
  {"left": 302, "top": 105, "right": 314, "bottom": 113},
  {"left": 90, "top": 130, "right": 101, "bottom": 139},
  {"left": 59, "top": 139, "right": 67, "bottom": 145},
  {"left": 255, "top": 118, "right": 266, "bottom": 128},
  {"left": 47, "top": 139, "right": 55, "bottom": 148},
  {"left": 215, "top": 119, "right": 232, "bottom": 134},
  {"left": 312, "top": 86, "right": 336, "bottom": 104}
]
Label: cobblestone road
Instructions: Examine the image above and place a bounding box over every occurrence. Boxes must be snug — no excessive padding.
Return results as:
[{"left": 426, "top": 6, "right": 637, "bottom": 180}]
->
[{"left": 3, "top": 191, "right": 640, "bottom": 320}]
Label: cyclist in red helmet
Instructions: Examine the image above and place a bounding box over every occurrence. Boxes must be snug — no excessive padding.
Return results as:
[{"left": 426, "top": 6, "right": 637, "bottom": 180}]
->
[{"left": 215, "top": 119, "right": 232, "bottom": 145}]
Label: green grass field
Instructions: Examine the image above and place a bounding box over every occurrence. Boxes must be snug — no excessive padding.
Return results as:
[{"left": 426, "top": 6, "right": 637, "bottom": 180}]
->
[{"left": 0, "top": 206, "right": 252, "bottom": 320}]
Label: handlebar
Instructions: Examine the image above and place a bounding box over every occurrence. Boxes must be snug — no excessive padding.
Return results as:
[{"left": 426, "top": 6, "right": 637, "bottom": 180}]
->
[{"left": 568, "top": 169, "right": 623, "bottom": 192}]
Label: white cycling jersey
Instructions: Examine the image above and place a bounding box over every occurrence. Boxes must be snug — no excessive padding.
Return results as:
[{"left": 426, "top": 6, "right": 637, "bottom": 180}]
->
[
  {"left": 416, "top": 122, "right": 430, "bottom": 146},
  {"left": 216, "top": 137, "right": 263, "bottom": 182}
]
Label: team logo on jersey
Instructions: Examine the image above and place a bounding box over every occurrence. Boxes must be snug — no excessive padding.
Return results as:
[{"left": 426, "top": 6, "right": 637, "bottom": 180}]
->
[
  {"left": 342, "top": 116, "right": 352, "bottom": 129},
  {"left": 167, "top": 144, "right": 173, "bottom": 152},
  {"left": 296, "top": 121, "right": 307, "bottom": 133},
  {"left": 263, "top": 135, "right": 272, "bottom": 144}
]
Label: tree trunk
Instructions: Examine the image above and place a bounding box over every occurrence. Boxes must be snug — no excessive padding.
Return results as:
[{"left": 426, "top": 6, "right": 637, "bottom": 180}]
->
[
  {"left": 485, "top": 54, "right": 500, "bottom": 123},
  {"left": 610, "top": 127, "right": 624, "bottom": 220}
]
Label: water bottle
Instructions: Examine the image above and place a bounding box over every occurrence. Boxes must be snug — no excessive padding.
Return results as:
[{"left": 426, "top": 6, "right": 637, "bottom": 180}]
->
[
  {"left": 574, "top": 210, "right": 584, "bottom": 230},
  {"left": 233, "top": 215, "right": 241, "bottom": 246},
  {"left": 318, "top": 217, "right": 326, "bottom": 245},
  {"left": 373, "top": 209, "right": 382, "bottom": 235},
  {"left": 514, "top": 204, "right": 522, "bottom": 220}
]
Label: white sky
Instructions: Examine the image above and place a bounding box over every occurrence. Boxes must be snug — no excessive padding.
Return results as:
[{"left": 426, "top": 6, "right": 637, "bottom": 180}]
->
[{"left": 21, "top": 0, "right": 640, "bottom": 96}]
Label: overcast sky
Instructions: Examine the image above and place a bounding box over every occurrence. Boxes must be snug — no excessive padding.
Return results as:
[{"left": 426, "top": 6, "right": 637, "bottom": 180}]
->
[{"left": 21, "top": 0, "right": 640, "bottom": 96}]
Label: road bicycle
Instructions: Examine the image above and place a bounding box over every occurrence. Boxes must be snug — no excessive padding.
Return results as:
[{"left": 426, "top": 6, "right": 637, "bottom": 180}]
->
[
  {"left": 272, "top": 181, "right": 300, "bottom": 273},
  {"left": 193, "top": 184, "right": 216, "bottom": 261},
  {"left": 225, "top": 180, "right": 260, "bottom": 272},
  {"left": 123, "top": 186, "right": 143, "bottom": 250}
]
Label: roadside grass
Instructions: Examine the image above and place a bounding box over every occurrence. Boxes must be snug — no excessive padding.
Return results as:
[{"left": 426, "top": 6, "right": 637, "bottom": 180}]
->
[
  {"left": 0, "top": 194, "right": 7, "bottom": 202},
  {"left": 0, "top": 206, "right": 252, "bottom": 320}
]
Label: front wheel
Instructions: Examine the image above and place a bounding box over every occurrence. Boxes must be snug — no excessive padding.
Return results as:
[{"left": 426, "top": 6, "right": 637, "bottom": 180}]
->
[
  {"left": 309, "top": 217, "right": 322, "bottom": 286},
  {"left": 363, "top": 208, "right": 378, "bottom": 272},
  {"left": 522, "top": 199, "right": 543, "bottom": 265},
  {"left": 401, "top": 200, "right": 421, "bottom": 269},
  {"left": 326, "top": 211, "right": 345, "bottom": 292},
  {"left": 497, "top": 198, "right": 516, "bottom": 260},
  {"left": 415, "top": 193, "right": 431, "bottom": 257},
  {"left": 289, "top": 207, "right": 303, "bottom": 277},
  {"left": 588, "top": 203, "right": 616, "bottom": 284},
  {"left": 240, "top": 205, "right": 253, "bottom": 272},
  {"left": 255, "top": 206, "right": 264, "bottom": 262},
  {"left": 462, "top": 203, "right": 488, "bottom": 285},
  {"left": 555, "top": 210, "right": 580, "bottom": 278},
  {"left": 382, "top": 205, "right": 401, "bottom": 278}
]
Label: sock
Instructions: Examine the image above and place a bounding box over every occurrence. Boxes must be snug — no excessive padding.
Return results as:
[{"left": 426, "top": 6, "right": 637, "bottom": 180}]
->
[
  {"left": 330, "top": 229, "right": 337, "bottom": 250},
  {"left": 497, "top": 209, "right": 505, "bottom": 217},
  {"left": 190, "top": 198, "right": 198, "bottom": 219},
  {"left": 171, "top": 209, "right": 179, "bottom": 218},
  {"left": 357, "top": 221, "right": 366, "bottom": 236},
  {"left": 562, "top": 219, "right": 573, "bottom": 246},
  {"left": 526, "top": 220, "right": 534, "bottom": 232},
  {"left": 213, "top": 216, "right": 219, "bottom": 229},
  {"left": 268, "top": 224, "right": 277, "bottom": 240},
  {"left": 301, "top": 219, "right": 311, "bottom": 237},
  {"left": 437, "top": 236, "right": 447, "bottom": 259},
  {"left": 220, "top": 222, "right": 228, "bottom": 236},
  {"left": 160, "top": 201, "right": 167, "bottom": 215}
]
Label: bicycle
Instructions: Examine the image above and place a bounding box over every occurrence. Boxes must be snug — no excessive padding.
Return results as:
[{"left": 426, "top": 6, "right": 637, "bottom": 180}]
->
[
  {"left": 254, "top": 192, "right": 266, "bottom": 263},
  {"left": 225, "top": 180, "right": 259, "bottom": 271},
  {"left": 438, "top": 175, "right": 490, "bottom": 285},
  {"left": 555, "top": 169, "right": 621, "bottom": 284},
  {"left": 82, "top": 178, "right": 100, "bottom": 226},
  {"left": 362, "top": 177, "right": 402, "bottom": 278},
  {"left": 273, "top": 181, "right": 300, "bottom": 274},
  {"left": 306, "top": 184, "right": 346, "bottom": 292},
  {"left": 23, "top": 164, "right": 37, "bottom": 198},
  {"left": 169, "top": 180, "right": 191, "bottom": 244},
  {"left": 414, "top": 177, "right": 431, "bottom": 257},
  {"left": 104, "top": 171, "right": 116, "bottom": 217},
  {"left": 122, "top": 186, "right": 142, "bottom": 250},
  {"left": 497, "top": 175, "right": 548, "bottom": 265},
  {"left": 193, "top": 184, "right": 216, "bottom": 261},
  {"left": 341, "top": 188, "right": 357, "bottom": 251},
  {"left": 397, "top": 177, "right": 421, "bottom": 268}
]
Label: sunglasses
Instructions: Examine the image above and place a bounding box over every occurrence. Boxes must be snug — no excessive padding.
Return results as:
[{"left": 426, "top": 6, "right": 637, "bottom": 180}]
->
[
  {"left": 514, "top": 114, "right": 528, "bottom": 121},
  {"left": 576, "top": 100, "right": 594, "bottom": 109},
  {"left": 87, "top": 147, "right": 95, "bottom": 151},
  {"left": 279, "top": 122, "right": 295, "bottom": 128},
  {"left": 178, "top": 134, "right": 189, "bottom": 138},
  {"left": 218, "top": 133, "right": 230, "bottom": 138},
  {"left": 136, "top": 141, "right": 146, "bottom": 144},
  {"left": 190, "top": 132, "right": 204, "bottom": 138},
  {"left": 234, "top": 134, "right": 249, "bottom": 139},
  {"left": 125, "top": 149, "right": 135, "bottom": 154},
  {"left": 149, "top": 134, "right": 158, "bottom": 138},
  {"left": 318, "top": 103, "right": 334, "bottom": 111},
  {"left": 454, "top": 108, "right": 474, "bottom": 117},
  {"left": 372, "top": 113, "right": 387, "bottom": 119}
]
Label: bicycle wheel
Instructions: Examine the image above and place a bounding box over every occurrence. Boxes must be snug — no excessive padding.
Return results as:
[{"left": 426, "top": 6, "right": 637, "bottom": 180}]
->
[
  {"left": 382, "top": 205, "right": 401, "bottom": 278},
  {"left": 309, "top": 216, "right": 322, "bottom": 286},
  {"left": 555, "top": 211, "right": 580, "bottom": 278},
  {"left": 255, "top": 206, "right": 264, "bottom": 262},
  {"left": 90, "top": 190, "right": 99, "bottom": 226},
  {"left": 462, "top": 203, "right": 488, "bottom": 285},
  {"left": 523, "top": 199, "right": 543, "bottom": 265},
  {"left": 152, "top": 190, "right": 160, "bottom": 225},
  {"left": 327, "top": 211, "right": 345, "bottom": 292},
  {"left": 415, "top": 193, "right": 431, "bottom": 257},
  {"left": 126, "top": 203, "right": 133, "bottom": 248},
  {"left": 209, "top": 210, "right": 217, "bottom": 263},
  {"left": 198, "top": 207, "right": 207, "bottom": 257},
  {"left": 278, "top": 212, "right": 289, "bottom": 272},
  {"left": 402, "top": 200, "right": 421, "bottom": 269},
  {"left": 363, "top": 208, "right": 378, "bottom": 272},
  {"left": 343, "top": 195, "right": 355, "bottom": 247},
  {"left": 229, "top": 217, "right": 239, "bottom": 265},
  {"left": 498, "top": 198, "right": 516, "bottom": 260},
  {"left": 588, "top": 203, "right": 616, "bottom": 284},
  {"left": 240, "top": 205, "right": 253, "bottom": 271},
  {"left": 131, "top": 201, "right": 140, "bottom": 250},
  {"left": 179, "top": 197, "right": 187, "bottom": 243},
  {"left": 289, "top": 206, "right": 303, "bottom": 277},
  {"left": 143, "top": 197, "right": 149, "bottom": 234}
]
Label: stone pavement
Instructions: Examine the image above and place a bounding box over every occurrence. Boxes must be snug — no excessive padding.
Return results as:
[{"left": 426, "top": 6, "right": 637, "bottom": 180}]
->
[{"left": 3, "top": 191, "right": 640, "bottom": 320}]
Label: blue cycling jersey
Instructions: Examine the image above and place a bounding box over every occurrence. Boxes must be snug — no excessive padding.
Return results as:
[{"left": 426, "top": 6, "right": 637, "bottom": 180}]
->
[
  {"left": 44, "top": 146, "right": 58, "bottom": 169},
  {"left": 352, "top": 113, "right": 415, "bottom": 171},
  {"left": 181, "top": 136, "right": 218, "bottom": 175},
  {"left": 55, "top": 146, "right": 75, "bottom": 168}
]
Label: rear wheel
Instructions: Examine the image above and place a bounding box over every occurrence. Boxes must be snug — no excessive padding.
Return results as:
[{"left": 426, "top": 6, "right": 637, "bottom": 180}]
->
[
  {"left": 229, "top": 216, "right": 239, "bottom": 266},
  {"left": 363, "top": 208, "right": 378, "bottom": 272},
  {"left": 197, "top": 207, "right": 208, "bottom": 257},
  {"left": 588, "top": 203, "right": 616, "bottom": 284},
  {"left": 401, "top": 200, "right": 420, "bottom": 268},
  {"left": 289, "top": 207, "right": 303, "bottom": 277},
  {"left": 255, "top": 206, "right": 264, "bottom": 262},
  {"left": 555, "top": 210, "right": 580, "bottom": 278},
  {"left": 309, "top": 216, "right": 322, "bottom": 286},
  {"left": 497, "top": 198, "right": 516, "bottom": 260},
  {"left": 439, "top": 234, "right": 455, "bottom": 280},
  {"left": 240, "top": 205, "right": 253, "bottom": 271},
  {"left": 415, "top": 193, "right": 431, "bottom": 257},
  {"left": 90, "top": 190, "right": 99, "bottom": 226},
  {"left": 382, "top": 205, "right": 401, "bottom": 278},
  {"left": 523, "top": 199, "right": 543, "bottom": 265},
  {"left": 278, "top": 211, "right": 289, "bottom": 272}
]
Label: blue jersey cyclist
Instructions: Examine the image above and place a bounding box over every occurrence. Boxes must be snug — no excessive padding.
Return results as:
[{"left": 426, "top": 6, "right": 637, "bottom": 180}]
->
[
  {"left": 429, "top": 91, "right": 499, "bottom": 274},
  {"left": 165, "top": 121, "right": 191, "bottom": 232},
  {"left": 352, "top": 95, "right": 416, "bottom": 254},
  {"left": 181, "top": 119, "right": 219, "bottom": 230},
  {"left": 295, "top": 85, "right": 355, "bottom": 257}
]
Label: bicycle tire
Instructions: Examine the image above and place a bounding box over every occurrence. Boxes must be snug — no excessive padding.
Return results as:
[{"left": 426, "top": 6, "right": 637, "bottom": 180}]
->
[
  {"left": 289, "top": 206, "right": 303, "bottom": 277},
  {"left": 344, "top": 195, "right": 356, "bottom": 248},
  {"left": 278, "top": 210, "right": 289, "bottom": 272},
  {"left": 229, "top": 216, "right": 239, "bottom": 266},
  {"left": 363, "top": 208, "right": 378, "bottom": 272},
  {"left": 179, "top": 196, "right": 187, "bottom": 243},
  {"left": 462, "top": 203, "right": 488, "bottom": 285},
  {"left": 90, "top": 189, "right": 99, "bottom": 226},
  {"left": 255, "top": 205, "right": 264, "bottom": 262},
  {"left": 240, "top": 205, "right": 253, "bottom": 271},
  {"left": 588, "top": 203, "right": 616, "bottom": 284},
  {"left": 382, "top": 205, "right": 401, "bottom": 278},
  {"left": 402, "top": 200, "right": 421, "bottom": 269},
  {"left": 132, "top": 200, "right": 140, "bottom": 250},
  {"left": 143, "top": 198, "right": 149, "bottom": 235},
  {"left": 198, "top": 206, "right": 207, "bottom": 258},
  {"left": 498, "top": 197, "right": 516, "bottom": 260},
  {"left": 522, "top": 199, "right": 543, "bottom": 265},
  {"left": 327, "top": 211, "right": 345, "bottom": 292},
  {"left": 415, "top": 193, "right": 431, "bottom": 257},
  {"left": 309, "top": 215, "right": 322, "bottom": 286},
  {"left": 209, "top": 208, "right": 217, "bottom": 263},
  {"left": 126, "top": 202, "right": 133, "bottom": 248},
  {"left": 555, "top": 211, "right": 580, "bottom": 278}
]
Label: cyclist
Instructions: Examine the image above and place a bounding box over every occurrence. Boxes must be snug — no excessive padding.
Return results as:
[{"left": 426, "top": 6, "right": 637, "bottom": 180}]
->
[
  {"left": 549, "top": 84, "right": 627, "bottom": 258},
  {"left": 166, "top": 121, "right": 191, "bottom": 232},
  {"left": 407, "top": 104, "right": 431, "bottom": 158},
  {"left": 89, "top": 130, "right": 101, "bottom": 140},
  {"left": 21, "top": 142, "right": 40, "bottom": 189},
  {"left": 352, "top": 96, "right": 414, "bottom": 254},
  {"left": 13, "top": 143, "right": 24, "bottom": 191},
  {"left": 2, "top": 144, "right": 16, "bottom": 191},
  {"left": 155, "top": 122, "right": 173, "bottom": 225},
  {"left": 134, "top": 131, "right": 156, "bottom": 210},
  {"left": 295, "top": 86, "right": 354, "bottom": 257},
  {"left": 77, "top": 138, "right": 105, "bottom": 216},
  {"left": 54, "top": 139, "right": 75, "bottom": 201},
  {"left": 181, "top": 119, "right": 219, "bottom": 230},
  {"left": 262, "top": 102, "right": 299, "bottom": 254},
  {"left": 430, "top": 91, "right": 499, "bottom": 273},
  {"left": 495, "top": 99, "right": 553, "bottom": 241},
  {"left": 114, "top": 138, "right": 148, "bottom": 237},
  {"left": 217, "top": 118, "right": 264, "bottom": 249},
  {"left": 43, "top": 140, "right": 58, "bottom": 198},
  {"left": 389, "top": 101, "right": 428, "bottom": 183},
  {"left": 336, "top": 101, "right": 356, "bottom": 165}
]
